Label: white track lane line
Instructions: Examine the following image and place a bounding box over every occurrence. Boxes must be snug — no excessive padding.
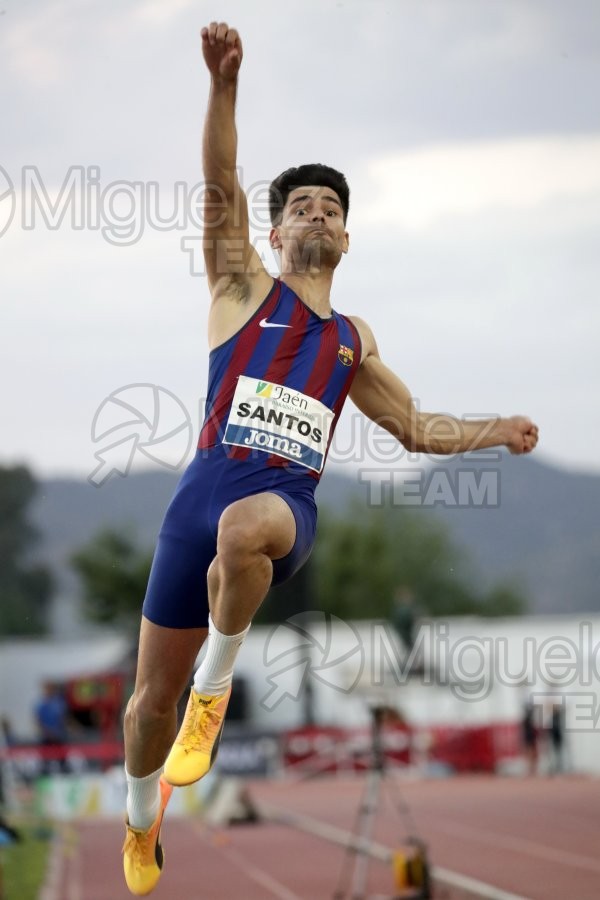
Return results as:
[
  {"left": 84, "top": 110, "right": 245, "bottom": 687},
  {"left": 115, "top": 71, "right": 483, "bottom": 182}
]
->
[
  {"left": 65, "top": 823, "right": 82, "bottom": 900},
  {"left": 261, "top": 803, "right": 530, "bottom": 900},
  {"left": 38, "top": 827, "right": 65, "bottom": 900},
  {"left": 431, "top": 865, "right": 529, "bottom": 900},
  {"left": 193, "top": 822, "right": 303, "bottom": 900},
  {"left": 434, "top": 821, "right": 600, "bottom": 874}
]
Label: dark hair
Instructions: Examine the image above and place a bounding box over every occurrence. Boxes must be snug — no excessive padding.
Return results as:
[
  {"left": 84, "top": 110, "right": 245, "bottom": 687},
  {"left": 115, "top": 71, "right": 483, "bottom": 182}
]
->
[{"left": 269, "top": 163, "right": 350, "bottom": 225}]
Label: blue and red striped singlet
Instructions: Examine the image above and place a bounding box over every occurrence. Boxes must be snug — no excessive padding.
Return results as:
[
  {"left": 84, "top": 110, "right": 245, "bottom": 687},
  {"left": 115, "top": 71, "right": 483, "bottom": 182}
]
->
[{"left": 198, "top": 277, "right": 361, "bottom": 484}]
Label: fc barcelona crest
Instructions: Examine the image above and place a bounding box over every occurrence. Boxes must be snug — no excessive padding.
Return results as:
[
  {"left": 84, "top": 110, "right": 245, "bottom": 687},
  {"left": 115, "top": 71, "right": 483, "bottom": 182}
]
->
[{"left": 338, "top": 344, "right": 354, "bottom": 367}]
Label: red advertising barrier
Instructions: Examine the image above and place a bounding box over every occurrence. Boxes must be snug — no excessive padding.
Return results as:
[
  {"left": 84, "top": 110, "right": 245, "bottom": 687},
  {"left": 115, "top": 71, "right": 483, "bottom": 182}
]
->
[
  {"left": 283, "top": 724, "right": 411, "bottom": 774},
  {"left": 421, "top": 722, "right": 523, "bottom": 772},
  {"left": 282, "top": 722, "right": 522, "bottom": 775},
  {"left": 1, "top": 742, "right": 125, "bottom": 780},
  {"left": 424, "top": 725, "right": 496, "bottom": 772},
  {"left": 2, "top": 742, "right": 124, "bottom": 763},
  {"left": 1, "top": 723, "right": 523, "bottom": 781}
]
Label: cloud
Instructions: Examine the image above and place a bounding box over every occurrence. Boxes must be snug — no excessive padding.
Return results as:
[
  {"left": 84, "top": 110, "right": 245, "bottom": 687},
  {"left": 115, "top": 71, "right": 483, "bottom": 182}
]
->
[
  {"left": 2, "top": 3, "right": 72, "bottom": 87},
  {"left": 133, "top": 0, "right": 197, "bottom": 26},
  {"left": 356, "top": 136, "right": 600, "bottom": 230}
]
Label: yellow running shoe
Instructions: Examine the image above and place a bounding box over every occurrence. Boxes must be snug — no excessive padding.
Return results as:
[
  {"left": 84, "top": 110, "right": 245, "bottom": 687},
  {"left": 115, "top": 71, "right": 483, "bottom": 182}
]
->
[
  {"left": 163, "top": 687, "right": 231, "bottom": 786},
  {"left": 122, "top": 775, "right": 172, "bottom": 896}
]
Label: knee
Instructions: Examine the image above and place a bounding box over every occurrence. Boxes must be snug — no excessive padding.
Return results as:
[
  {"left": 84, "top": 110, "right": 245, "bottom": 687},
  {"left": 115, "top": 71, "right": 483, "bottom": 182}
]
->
[
  {"left": 216, "top": 511, "right": 261, "bottom": 571},
  {"left": 125, "top": 683, "right": 178, "bottom": 729},
  {"left": 207, "top": 558, "right": 220, "bottom": 597}
]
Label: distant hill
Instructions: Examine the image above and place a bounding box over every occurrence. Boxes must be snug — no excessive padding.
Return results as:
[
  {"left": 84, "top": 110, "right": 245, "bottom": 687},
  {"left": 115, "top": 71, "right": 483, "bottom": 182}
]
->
[
  {"left": 29, "top": 453, "right": 600, "bottom": 632},
  {"left": 425, "top": 453, "right": 600, "bottom": 613}
]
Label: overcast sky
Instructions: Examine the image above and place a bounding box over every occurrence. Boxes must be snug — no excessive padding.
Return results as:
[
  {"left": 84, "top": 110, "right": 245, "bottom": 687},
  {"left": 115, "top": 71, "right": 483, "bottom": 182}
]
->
[{"left": 1, "top": 0, "right": 599, "bottom": 485}]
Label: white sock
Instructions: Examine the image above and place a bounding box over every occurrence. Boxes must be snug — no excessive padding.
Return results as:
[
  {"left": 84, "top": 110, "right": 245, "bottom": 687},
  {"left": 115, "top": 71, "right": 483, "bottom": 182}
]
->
[
  {"left": 193, "top": 614, "right": 250, "bottom": 696},
  {"left": 126, "top": 766, "right": 162, "bottom": 831}
]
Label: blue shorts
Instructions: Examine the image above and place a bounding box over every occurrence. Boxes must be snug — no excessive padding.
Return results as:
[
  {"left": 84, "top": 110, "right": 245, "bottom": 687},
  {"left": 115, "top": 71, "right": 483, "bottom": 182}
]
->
[{"left": 142, "top": 446, "right": 318, "bottom": 629}]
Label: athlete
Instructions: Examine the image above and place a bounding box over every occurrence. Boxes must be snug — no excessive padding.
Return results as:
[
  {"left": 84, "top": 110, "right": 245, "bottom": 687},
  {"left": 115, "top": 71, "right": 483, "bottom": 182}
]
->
[{"left": 122, "top": 22, "right": 539, "bottom": 895}]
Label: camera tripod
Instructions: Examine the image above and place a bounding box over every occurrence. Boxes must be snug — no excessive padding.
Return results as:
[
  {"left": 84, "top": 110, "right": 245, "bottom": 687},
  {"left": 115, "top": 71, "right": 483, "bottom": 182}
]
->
[{"left": 332, "top": 706, "right": 431, "bottom": 900}]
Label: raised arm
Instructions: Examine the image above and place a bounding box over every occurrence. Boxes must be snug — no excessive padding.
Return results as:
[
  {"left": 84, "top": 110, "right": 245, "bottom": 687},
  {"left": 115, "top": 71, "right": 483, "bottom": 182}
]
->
[
  {"left": 349, "top": 317, "right": 539, "bottom": 455},
  {"left": 200, "top": 23, "right": 271, "bottom": 311}
]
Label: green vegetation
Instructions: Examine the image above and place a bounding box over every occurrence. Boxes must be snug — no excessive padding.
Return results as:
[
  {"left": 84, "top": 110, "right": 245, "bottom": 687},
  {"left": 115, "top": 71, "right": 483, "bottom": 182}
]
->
[
  {"left": 314, "top": 504, "right": 525, "bottom": 618},
  {"left": 259, "top": 502, "right": 526, "bottom": 623},
  {"left": 0, "top": 465, "right": 54, "bottom": 636},
  {"left": 71, "top": 499, "right": 526, "bottom": 628},
  {"left": 1, "top": 820, "right": 52, "bottom": 900},
  {"left": 71, "top": 528, "right": 153, "bottom": 629}
]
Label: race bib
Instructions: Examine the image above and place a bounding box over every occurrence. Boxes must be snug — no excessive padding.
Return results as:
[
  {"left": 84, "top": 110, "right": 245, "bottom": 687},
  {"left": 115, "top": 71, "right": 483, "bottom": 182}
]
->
[{"left": 223, "top": 376, "right": 334, "bottom": 473}]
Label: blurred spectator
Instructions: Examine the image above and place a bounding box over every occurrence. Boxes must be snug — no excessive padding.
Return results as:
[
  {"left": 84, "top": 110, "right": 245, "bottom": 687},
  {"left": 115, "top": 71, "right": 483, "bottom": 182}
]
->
[
  {"left": 391, "top": 586, "right": 417, "bottom": 653},
  {"left": 0, "top": 719, "right": 13, "bottom": 748},
  {"left": 548, "top": 699, "right": 565, "bottom": 775},
  {"left": 391, "top": 586, "right": 423, "bottom": 675},
  {"left": 521, "top": 697, "right": 539, "bottom": 776},
  {"left": 0, "top": 717, "right": 14, "bottom": 799},
  {"left": 34, "top": 682, "right": 69, "bottom": 773}
]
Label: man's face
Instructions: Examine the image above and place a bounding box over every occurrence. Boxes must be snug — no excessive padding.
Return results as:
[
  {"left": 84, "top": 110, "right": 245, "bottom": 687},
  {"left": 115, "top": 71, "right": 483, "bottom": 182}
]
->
[{"left": 270, "top": 185, "right": 349, "bottom": 273}]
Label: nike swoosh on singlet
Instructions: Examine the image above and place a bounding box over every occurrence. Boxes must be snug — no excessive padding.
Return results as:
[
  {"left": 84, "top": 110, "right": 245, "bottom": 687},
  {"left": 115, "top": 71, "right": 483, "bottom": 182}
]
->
[{"left": 259, "top": 318, "right": 292, "bottom": 329}]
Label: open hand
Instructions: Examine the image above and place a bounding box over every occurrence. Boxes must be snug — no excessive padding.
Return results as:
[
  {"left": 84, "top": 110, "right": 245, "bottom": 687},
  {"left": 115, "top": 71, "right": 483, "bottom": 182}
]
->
[
  {"left": 201, "top": 22, "right": 243, "bottom": 81},
  {"left": 505, "top": 416, "right": 539, "bottom": 454}
]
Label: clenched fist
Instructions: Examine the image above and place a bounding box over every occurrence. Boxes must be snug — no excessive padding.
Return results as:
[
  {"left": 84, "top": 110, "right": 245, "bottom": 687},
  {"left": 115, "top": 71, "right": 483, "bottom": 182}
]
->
[
  {"left": 201, "top": 22, "right": 243, "bottom": 82},
  {"left": 505, "top": 416, "right": 539, "bottom": 455}
]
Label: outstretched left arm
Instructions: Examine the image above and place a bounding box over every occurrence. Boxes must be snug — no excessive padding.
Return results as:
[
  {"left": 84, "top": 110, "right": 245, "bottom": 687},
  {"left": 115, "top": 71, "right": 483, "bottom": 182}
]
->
[{"left": 348, "top": 317, "right": 539, "bottom": 455}]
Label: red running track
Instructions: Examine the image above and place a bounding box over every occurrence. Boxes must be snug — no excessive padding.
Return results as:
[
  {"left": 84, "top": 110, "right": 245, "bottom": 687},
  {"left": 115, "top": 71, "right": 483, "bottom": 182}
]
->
[{"left": 40, "top": 774, "right": 600, "bottom": 900}]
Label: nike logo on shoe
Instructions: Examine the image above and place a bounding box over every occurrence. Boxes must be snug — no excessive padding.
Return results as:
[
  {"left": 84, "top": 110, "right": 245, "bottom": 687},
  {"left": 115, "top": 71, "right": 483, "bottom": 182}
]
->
[{"left": 259, "top": 318, "right": 292, "bottom": 329}]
